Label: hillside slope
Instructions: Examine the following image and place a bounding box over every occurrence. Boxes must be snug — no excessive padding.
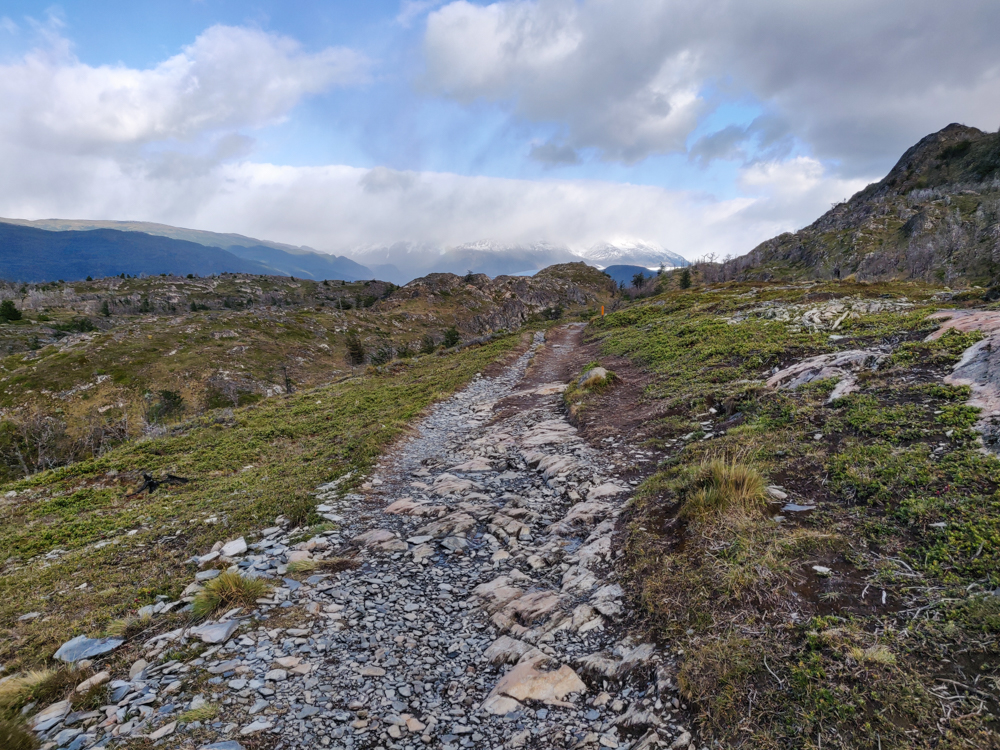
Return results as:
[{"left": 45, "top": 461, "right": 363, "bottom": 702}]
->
[{"left": 725, "top": 123, "right": 1000, "bottom": 285}]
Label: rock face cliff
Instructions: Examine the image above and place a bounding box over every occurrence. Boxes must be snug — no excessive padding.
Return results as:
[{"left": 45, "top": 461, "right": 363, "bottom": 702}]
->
[{"left": 725, "top": 124, "right": 1000, "bottom": 285}]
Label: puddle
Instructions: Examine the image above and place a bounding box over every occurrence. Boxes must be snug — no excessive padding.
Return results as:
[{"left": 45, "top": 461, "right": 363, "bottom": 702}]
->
[{"left": 789, "top": 558, "right": 905, "bottom": 616}]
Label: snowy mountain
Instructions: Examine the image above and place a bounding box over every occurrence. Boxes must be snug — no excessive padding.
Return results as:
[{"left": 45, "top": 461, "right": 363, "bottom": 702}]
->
[
  {"left": 344, "top": 238, "right": 687, "bottom": 284},
  {"left": 582, "top": 240, "right": 688, "bottom": 269}
]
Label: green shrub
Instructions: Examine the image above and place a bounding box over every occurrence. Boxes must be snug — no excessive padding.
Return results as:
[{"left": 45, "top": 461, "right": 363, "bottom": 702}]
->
[
  {"left": 420, "top": 334, "right": 437, "bottom": 354},
  {"left": 0, "top": 300, "right": 22, "bottom": 322},
  {"left": 443, "top": 327, "right": 460, "bottom": 348},
  {"left": 145, "top": 390, "right": 184, "bottom": 424},
  {"left": 370, "top": 345, "right": 394, "bottom": 366},
  {"left": 345, "top": 331, "right": 366, "bottom": 365}
]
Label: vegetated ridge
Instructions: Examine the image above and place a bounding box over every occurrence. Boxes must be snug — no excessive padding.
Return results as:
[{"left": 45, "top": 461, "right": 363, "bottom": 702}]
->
[{"left": 725, "top": 123, "right": 1000, "bottom": 286}]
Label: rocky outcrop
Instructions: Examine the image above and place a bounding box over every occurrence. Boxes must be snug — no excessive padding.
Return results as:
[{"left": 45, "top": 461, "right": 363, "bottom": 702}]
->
[
  {"left": 723, "top": 124, "right": 1000, "bottom": 285},
  {"left": 379, "top": 263, "right": 617, "bottom": 335}
]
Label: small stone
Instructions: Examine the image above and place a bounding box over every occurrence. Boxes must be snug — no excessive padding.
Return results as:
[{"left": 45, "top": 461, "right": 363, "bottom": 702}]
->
[
  {"left": 670, "top": 731, "right": 692, "bottom": 748},
  {"left": 75, "top": 671, "right": 110, "bottom": 693},
  {"left": 765, "top": 486, "right": 787, "bottom": 501},
  {"left": 191, "top": 620, "right": 239, "bottom": 644},
  {"left": 148, "top": 721, "right": 177, "bottom": 740},
  {"left": 240, "top": 720, "right": 274, "bottom": 735},
  {"left": 264, "top": 669, "right": 288, "bottom": 681},
  {"left": 812, "top": 565, "right": 832, "bottom": 576},
  {"left": 129, "top": 659, "right": 148, "bottom": 679}
]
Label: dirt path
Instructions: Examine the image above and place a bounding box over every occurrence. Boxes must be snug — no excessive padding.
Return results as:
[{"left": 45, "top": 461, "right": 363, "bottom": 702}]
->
[{"left": 35, "top": 326, "right": 694, "bottom": 750}]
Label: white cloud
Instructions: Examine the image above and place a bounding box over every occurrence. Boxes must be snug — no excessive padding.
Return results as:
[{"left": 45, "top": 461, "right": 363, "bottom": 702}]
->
[
  {"left": 0, "top": 16, "right": 18, "bottom": 34},
  {"left": 0, "top": 15, "right": 901, "bottom": 269},
  {"left": 0, "top": 24, "right": 367, "bottom": 153},
  {"left": 422, "top": 0, "right": 1000, "bottom": 171},
  {"left": 0, "top": 140, "right": 863, "bottom": 263},
  {"left": 397, "top": 0, "right": 447, "bottom": 27}
]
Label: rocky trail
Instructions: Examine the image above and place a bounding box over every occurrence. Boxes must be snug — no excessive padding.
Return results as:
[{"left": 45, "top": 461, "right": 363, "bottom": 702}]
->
[{"left": 30, "top": 325, "right": 695, "bottom": 750}]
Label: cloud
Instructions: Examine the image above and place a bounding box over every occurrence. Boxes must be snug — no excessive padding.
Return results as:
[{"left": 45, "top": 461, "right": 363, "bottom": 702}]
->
[
  {"left": 0, "top": 16, "right": 18, "bottom": 34},
  {"left": 529, "top": 141, "right": 579, "bottom": 165},
  {"left": 0, "top": 132, "right": 865, "bottom": 264},
  {"left": 397, "top": 0, "right": 447, "bottom": 27},
  {"left": 0, "top": 24, "right": 368, "bottom": 154},
  {"left": 422, "top": 0, "right": 1000, "bottom": 172}
]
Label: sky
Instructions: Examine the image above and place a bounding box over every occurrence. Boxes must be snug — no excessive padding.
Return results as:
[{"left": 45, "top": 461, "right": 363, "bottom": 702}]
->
[{"left": 1, "top": 1, "right": 999, "bottom": 261}]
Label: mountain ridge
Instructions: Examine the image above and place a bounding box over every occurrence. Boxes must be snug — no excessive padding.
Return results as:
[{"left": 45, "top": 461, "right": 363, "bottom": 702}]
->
[
  {"left": 0, "top": 217, "right": 374, "bottom": 282},
  {"left": 723, "top": 123, "right": 1000, "bottom": 285}
]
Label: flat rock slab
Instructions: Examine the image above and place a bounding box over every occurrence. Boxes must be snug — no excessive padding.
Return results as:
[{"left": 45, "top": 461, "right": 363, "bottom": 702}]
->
[
  {"left": 54, "top": 635, "right": 124, "bottom": 663},
  {"left": 190, "top": 620, "right": 239, "bottom": 644},
  {"left": 926, "top": 310, "right": 1000, "bottom": 340},
  {"left": 483, "top": 655, "right": 586, "bottom": 713}
]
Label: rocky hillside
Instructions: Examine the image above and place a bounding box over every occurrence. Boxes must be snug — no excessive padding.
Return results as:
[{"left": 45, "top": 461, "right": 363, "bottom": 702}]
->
[
  {"left": 0, "top": 265, "right": 613, "bottom": 484},
  {"left": 725, "top": 123, "right": 1000, "bottom": 285}
]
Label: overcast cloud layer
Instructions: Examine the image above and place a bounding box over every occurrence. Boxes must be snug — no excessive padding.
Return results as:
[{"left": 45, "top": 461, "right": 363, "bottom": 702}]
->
[
  {"left": 0, "top": 2, "right": 998, "bottom": 261},
  {"left": 424, "top": 0, "right": 1000, "bottom": 173}
]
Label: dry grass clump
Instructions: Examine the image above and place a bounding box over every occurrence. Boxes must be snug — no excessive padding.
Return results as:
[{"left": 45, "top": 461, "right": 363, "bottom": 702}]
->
[
  {"left": 0, "top": 667, "right": 87, "bottom": 750},
  {"left": 105, "top": 612, "right": 153, "bottom": 639},
  {"left": 678, "top": 457, "right": 768, "bottom": 520},
  {"left": 0, "top": 667, "right": 80, "bottom": 714},
  {"left": 179, "top": 702, "right": 218, "bottom": 723},
  {"left": 191, "top": 572, "right": 271, "bottom": 619},
  {"left": 0, "top": 714, "right": 38, "bottom": 750},
  {"left": 286, "top": 557, "right": 359, "bottom": 575}
]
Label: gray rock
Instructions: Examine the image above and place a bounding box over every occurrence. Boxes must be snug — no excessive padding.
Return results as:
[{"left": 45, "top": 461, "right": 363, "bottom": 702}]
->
[
  {"left": 53, "top": 635, "right": 124, "bottom": 663},
  {"left": 190, "top": 620, "right": 239, "bottom": 644}
]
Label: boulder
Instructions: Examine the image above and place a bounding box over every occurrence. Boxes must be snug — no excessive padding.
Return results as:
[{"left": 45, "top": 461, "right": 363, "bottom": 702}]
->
[{"left": 578, "top": 367, "right": 609, "bottom": 388}]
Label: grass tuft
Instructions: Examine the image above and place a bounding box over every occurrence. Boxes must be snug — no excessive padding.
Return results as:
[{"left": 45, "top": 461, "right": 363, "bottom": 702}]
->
[
  {"left": 286, "top": 557, "right": 359, "bottom": 576},
  {"left": 179, "top": 702, "right": 218, "bottom": 723},
  {"left": 678, "top": 457, "right": 768, "bottom": 520},
  {"left": 191, "top": 572, "right": 270, "bottom": 620},
  {"left": 0, "top": 667, "right": 81, "bottom": 714},
  {"left": 0, "top": 715, "right": 38, "bottom": 750},
  {"left": 105, "top": 613, "right": 152, "bottom": 639}
]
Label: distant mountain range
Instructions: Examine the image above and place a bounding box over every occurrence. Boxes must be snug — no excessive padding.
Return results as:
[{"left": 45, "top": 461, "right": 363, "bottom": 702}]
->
[
  {"left": 0, "top": 216, "right": 689, "bottom": 284},
  {"left": 0, "top": 218, "right": 373, "bottom": 283},
  {"left": 348, "top": 239, "right": 688, "bottom": 284}
]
